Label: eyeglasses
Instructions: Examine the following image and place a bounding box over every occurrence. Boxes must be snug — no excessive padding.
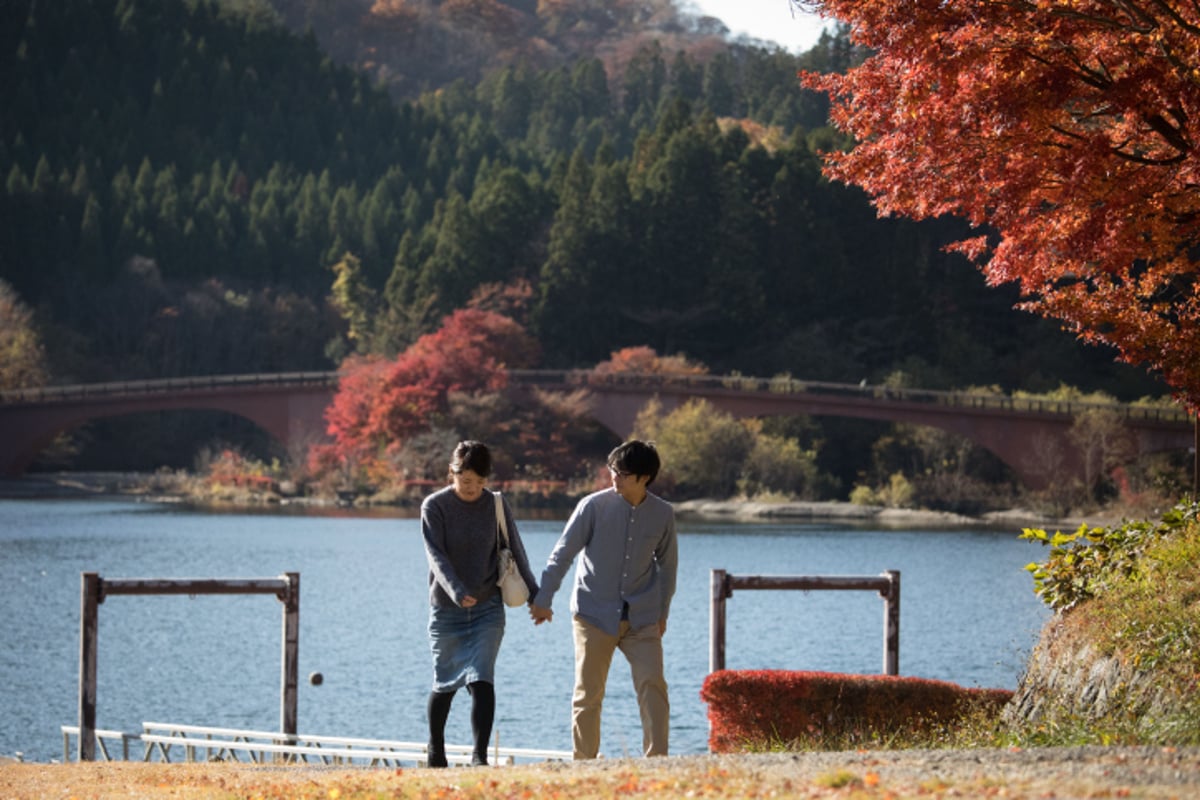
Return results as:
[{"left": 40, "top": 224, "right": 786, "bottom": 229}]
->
[{"left": 608, "top": 467, "right": 633, "bottom": 479}]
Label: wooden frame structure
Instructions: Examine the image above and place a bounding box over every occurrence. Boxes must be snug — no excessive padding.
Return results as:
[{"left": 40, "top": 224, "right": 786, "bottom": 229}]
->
[
  {"left": 77, "top": 571, "right": 299, "bottom": 762},
  {"left": 709, "top": 569, "right": 900, "bottom": 675}
]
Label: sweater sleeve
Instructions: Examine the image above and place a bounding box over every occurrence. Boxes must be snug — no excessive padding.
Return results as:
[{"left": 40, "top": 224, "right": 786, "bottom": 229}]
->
[
  {"left": 656, "top": 505, "right": 678, "bottom": 621},
  {"left": 422, "top": 497, "right": 469, "bottom": 604},
  {"left": 533, "top": 496, "right": 593, "bottom": 610}
]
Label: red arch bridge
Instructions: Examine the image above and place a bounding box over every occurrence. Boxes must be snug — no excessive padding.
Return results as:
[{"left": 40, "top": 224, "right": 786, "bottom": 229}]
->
[{"left": 0, "top": 370, "right": 1192, "bottom": 489}]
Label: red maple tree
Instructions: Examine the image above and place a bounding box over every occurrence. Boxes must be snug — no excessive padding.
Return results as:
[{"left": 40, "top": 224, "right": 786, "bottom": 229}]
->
[
  {"left": 800, "top": 0, "right": 1200, "bottom": 411},
  {"left": 316, "top": 309, "right": 539, "bottom": 480}
]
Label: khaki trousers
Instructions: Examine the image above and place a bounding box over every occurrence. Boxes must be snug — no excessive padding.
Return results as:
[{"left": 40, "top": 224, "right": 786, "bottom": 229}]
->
[{"left": 571, "top": 616, "right": 669, "bottom": 759}]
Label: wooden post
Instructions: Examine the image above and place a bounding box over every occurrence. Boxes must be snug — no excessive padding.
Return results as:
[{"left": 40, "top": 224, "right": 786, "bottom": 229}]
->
[
  {"left": 74, "top": 572, "right": 297, "bottom": 760},
  {"left": 708, "top": 570, "right": 900, "bottom": 677},
  {"left": 280, "top": 572, "right": 299, "bottom": 740},
  {"left": 881, "top": 570, "right": 900, "bottom": 676},
  {"left": 709, "top": 569, "right": 729, "bottom": 673},
  {"left": 78, "top": 572, "right": 100, "bottom": 762}
]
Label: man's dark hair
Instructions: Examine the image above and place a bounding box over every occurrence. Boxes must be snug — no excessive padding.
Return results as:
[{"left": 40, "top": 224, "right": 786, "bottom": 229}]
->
[
  {"left": 607, "top": 440, "right": 661, "bottom": 485},
  {"left": 450, "top": 440, "right": 492, "bottom": 478}
]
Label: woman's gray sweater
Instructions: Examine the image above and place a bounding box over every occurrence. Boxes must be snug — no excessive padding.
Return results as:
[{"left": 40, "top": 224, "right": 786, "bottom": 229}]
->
[{"left": 420, "top": 486, "right": 538, "bottom": 608}]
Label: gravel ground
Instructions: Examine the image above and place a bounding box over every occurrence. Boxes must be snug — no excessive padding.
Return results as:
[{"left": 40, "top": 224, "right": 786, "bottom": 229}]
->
[
  {"left": 2, "top": 746, "right": 1198, "bottom": 799},
  {"left": 716, "top": 745, "right": 1200, "bottom": 790}
]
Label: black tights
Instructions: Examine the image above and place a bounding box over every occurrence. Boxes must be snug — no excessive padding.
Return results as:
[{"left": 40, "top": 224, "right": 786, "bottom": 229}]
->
[{"left": 427, "top": 681, "right": 495, "bottom": 766}]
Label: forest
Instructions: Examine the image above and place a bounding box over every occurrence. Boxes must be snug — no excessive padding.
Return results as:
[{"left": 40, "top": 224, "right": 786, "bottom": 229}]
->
[{"left": 0, "top": 0, "right": 1182, "bottom": 511}]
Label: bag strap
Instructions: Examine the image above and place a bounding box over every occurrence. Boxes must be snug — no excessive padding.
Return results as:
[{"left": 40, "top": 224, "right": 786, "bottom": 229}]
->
[{"left": 494, "top": 490, "right": 509, "bottom": 547}]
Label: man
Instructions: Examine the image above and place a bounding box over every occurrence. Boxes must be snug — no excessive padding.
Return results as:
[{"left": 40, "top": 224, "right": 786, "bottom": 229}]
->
[{"left": 530, "top": 439, "right": 678, "bottom": 759}]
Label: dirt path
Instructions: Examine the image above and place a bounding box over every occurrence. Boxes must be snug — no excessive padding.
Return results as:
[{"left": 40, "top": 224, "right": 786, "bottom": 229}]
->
[{"left": 3, "top": 746, "right": 1198, "bottom": 799}]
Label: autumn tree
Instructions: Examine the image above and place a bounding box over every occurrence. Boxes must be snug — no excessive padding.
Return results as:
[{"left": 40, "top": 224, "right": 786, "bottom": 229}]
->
[
  {"left": 635, "top": 397, "right": 754, "bottom": 497},
  {"left": 739, "top": 419, "right": 827, "bottom": 500},
  {"left": 327, "top": 252, "right": 380, "bottom": 358},
  {"left": 634, "top": 397, "right": 828, "bottom": 499},
  {"left": 313, "top": 305, "right": 610, "bottom": 487},
  {"left": 590, "top": 345, "right": 709, "bottom": 379},
  {"left": 799, "top": 0, "right": 1200, "bottom": 410},
  {"left": 316, "top": 308, "right": 539, "bottom": 482},
  {"left": 0, "top": 279, "right": 48, "bottom": 390}
]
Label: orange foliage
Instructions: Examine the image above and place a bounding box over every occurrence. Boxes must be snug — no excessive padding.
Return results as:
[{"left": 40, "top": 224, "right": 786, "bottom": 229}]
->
[
  {"left": 701, "top": 669, "right": 1012, "bottom": 752},
  {"left": 320, "top": 310, "right": 539, "bottom": 477},
  {"left": 369, "top": 0, "right": 414, "bottom": 18},
  {"left": 802, "top": 0, "right": 1200, "bottom": 411},
  {"left": 590, "top": 345, "right": 709, "bottom": 379}
]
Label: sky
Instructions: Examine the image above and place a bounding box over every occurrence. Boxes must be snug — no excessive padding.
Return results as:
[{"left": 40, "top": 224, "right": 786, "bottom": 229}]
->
[{"left": 685, "top": 0, "right": 834, "bottom": 53}]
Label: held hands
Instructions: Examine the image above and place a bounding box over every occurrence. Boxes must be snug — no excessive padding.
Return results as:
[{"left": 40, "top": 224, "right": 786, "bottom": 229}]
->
[{"left": 529, "top": 603, "right": 553, "bottom": 625}]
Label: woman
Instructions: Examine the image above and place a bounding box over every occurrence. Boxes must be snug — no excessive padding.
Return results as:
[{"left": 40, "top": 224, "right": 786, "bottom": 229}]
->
[{"left": 420, "top": 440, "right": 538, "bottom": 767}]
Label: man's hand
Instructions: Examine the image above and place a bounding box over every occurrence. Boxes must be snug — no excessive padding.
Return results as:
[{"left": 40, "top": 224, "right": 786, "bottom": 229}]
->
[
  {"left": 530, "top": 604, "right": 553, "bottom": 625},
  {"left": 659, "top": 619, "right": 667, "bottom": 637},
  {"left": 461, "top": 595, "right": 478, "bottom": 608}
]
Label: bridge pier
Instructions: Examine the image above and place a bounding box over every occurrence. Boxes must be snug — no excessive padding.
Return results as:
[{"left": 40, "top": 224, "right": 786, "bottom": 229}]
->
[{"left": 1, "top": 409, "right": 68, "bottom": 476}]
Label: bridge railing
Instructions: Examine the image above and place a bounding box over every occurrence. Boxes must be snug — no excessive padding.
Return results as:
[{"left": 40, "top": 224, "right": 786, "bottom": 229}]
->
[
  {"left": 509, "top": 369, "right": 1191, "bottom": 425},
  {"left": 3, "top": 368, "right": 1190, "bottom": 425},
  {"left": 0, "top": 371, "right": 339, "bottom": 405}
]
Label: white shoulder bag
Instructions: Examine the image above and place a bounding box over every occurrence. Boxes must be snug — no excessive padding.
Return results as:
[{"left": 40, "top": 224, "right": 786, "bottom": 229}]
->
[{"left": 494, "top": 491, "right": 530, "bottom": 607}]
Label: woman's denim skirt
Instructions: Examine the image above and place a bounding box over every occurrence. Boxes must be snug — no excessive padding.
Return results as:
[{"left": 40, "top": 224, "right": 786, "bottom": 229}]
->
[{"left": 428, "top": 593, "right": 505, "bottom": 692}]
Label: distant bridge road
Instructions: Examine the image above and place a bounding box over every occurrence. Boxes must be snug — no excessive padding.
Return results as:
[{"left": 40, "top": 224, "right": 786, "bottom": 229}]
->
[{"left": 0, "top": 370, "right": 1193, "bottom": 489}]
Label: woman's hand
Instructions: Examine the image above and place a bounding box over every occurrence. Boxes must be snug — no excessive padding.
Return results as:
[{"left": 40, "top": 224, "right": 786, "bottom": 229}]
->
[{"left": 461, "top": 595, "right": 478, "bottom": 608}]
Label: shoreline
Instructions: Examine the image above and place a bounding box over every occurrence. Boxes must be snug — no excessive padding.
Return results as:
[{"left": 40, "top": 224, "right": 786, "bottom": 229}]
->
[
  {"left": 672, "top": 498, "right": 1109, "bottom": 531},
  {"left": 0, "top": 471, "right": 1125, "bottom": 531}
]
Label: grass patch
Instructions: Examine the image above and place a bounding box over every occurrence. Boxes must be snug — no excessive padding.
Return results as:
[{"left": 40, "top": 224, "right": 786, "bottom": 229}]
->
[{"left": 1008, "top": 501, "right": 1200, "bottom": 746}]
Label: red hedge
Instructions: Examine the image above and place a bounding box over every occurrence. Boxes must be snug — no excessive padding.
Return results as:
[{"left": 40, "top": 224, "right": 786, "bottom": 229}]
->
[{"left": 700, "top": 670, "right": 1013, "bottom": 752}]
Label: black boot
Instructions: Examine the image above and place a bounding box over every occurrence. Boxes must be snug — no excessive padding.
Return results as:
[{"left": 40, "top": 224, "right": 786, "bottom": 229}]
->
[
  {"left": 427, "top": 690, "right": 454, "bottom": 768},
  {"left": 468, "top": 681, "right": 495, "bottom": 766}
]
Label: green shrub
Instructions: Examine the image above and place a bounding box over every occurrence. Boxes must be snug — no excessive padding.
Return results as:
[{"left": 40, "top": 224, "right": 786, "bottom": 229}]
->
[
  {"left": 635, "top": 398, "right": 829, "bottom": 499},
  {"left": 1020, "top": 501, "right": 1200, "bottom": 612},
  {"left": 849, "top": 484, "right": 877, "bottom": 505}
]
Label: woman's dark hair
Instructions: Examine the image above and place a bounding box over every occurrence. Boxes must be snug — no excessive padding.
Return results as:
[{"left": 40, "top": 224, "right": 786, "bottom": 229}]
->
[
  {"left": 449, "top": 440, "right": 492, "bottom": 479},
  {"left": 607, "top": 439, "right": 660, "bottom": 485}
]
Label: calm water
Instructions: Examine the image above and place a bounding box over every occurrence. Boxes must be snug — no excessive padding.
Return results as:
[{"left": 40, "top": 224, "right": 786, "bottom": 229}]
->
[{"left": 0, "top": 499, "right": 1050, "bottom": 762}]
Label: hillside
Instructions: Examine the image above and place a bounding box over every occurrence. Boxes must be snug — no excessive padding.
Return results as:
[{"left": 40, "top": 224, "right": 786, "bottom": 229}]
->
[
  {"left": 1, "top": 0, "right": 1175, "bottom": 487},
  {"left": 262, "top": 0, "right": 748, "bottom": 101}
]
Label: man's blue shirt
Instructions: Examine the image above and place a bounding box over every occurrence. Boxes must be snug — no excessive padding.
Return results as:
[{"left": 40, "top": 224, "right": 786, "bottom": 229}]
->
[{"left": 534, "top": 487, "right": 677, "bottom": 636}]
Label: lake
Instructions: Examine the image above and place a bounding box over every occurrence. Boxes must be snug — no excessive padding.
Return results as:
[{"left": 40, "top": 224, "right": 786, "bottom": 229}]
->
[{"left": 0, "top": 498, "right": 1051, "bottom": 763}]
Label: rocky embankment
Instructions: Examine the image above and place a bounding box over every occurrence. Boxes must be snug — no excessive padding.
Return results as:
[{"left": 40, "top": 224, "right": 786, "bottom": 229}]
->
[{"left": 1004, "top": 611, "right": 1181, "bottom": 733}]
